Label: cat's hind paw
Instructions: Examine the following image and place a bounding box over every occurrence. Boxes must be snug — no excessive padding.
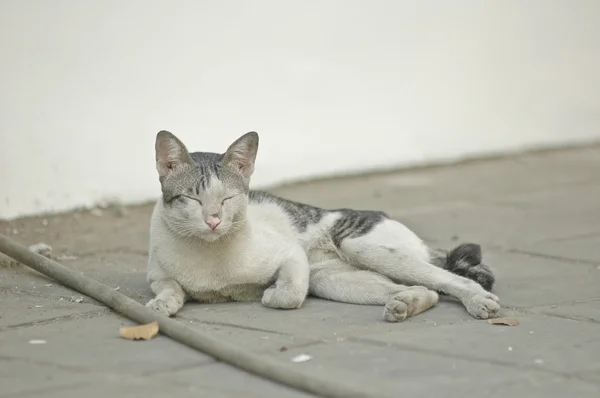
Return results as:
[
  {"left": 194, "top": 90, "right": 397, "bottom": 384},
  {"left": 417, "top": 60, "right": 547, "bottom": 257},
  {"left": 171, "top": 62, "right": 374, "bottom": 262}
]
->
[
  {"left": 383, "top": 286, "right": 438, "bottom": 323},
  {"left": 464, "top": 292, "right": 501, "bottom": 319}
]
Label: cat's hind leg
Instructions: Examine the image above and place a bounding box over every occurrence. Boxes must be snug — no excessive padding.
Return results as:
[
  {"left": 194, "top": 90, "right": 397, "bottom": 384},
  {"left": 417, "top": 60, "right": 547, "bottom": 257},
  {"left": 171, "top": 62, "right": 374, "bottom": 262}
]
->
[
  {"left": 309, "top": 259, "right": 438, "bottom": 322},
  {"left": 146, "top": 279, "right": 187, "bottom": 317},
  {"left": 339, "top": 219, "right": 501, "bottom": 319}
]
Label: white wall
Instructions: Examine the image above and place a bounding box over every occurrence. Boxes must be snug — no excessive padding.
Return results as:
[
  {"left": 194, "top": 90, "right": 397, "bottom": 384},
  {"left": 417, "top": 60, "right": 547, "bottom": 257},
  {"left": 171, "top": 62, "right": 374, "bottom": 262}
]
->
[{"left": 1, "top": 0, "right": 599, "bottom": 220}]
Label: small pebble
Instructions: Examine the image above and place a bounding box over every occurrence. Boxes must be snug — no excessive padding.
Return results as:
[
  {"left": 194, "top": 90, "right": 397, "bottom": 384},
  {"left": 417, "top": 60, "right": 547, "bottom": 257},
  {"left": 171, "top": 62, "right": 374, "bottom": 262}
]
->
[
  {"left": 534, "top": 358, "right": 544, "bottom": 365},
  {"left": 34, "top": 305, "right": 42, "bottom": 308},
  {"left": 28, "top": 243, "right": 53, "bottom": 258},
  {"left": 29, "top": 340, "right": 46, "bottom": 345},
  {"left": 508, "top": 346, "right": 513, "bottom": 351},
  {"left": 291, "top": 354, "right": 313, "bottom": 363},
  {"left": 42, "top": 219, "right": 49, "bottom": 226}
]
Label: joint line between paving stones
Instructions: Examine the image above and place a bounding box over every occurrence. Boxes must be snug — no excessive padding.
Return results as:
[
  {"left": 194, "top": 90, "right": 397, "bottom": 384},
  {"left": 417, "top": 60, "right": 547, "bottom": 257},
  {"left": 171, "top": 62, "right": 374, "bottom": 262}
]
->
[
  {"left": 528, "top": 230, "right": 600, "bottom": 244},
  {"left": 0, "top": 355, "right": 95, "bottom": 374},
  {"left": 0, "top": 381, "right": 100, "bottom": 398},
  {"left": 176, "top": 315, "right": 293, "bottom": 336},
  {"left": 0, "top": 309, "right": 112, "bottom": 332},
  {"left": 347, "top": 337, "right": 598, "bottom": 384},
  {"left": 140, "top": 360, "right": 217, "bottom": 377},
  {"left": 505, "top": 305, "right": 600, "bottom": 325},
  {"left": 0, "top": 286, "right": 106, "bottom": 307},
  {"left": 507, "top": 249, "right": 600, "bottom": 266},
  {"left": 73, "top": 247, "right": 149, "bottom": 259}
]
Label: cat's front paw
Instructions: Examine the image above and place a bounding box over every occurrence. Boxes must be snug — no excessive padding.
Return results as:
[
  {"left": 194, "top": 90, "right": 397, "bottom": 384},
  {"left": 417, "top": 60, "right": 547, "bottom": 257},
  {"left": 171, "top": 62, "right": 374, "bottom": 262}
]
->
[
  {"left": 261, "top": 286, "right": 305, "bottom": 309},
  {"left": 146, "top": 296, "right": 182, "bottom": 317},
  {"left": 464, "top": 292, "right": 500, "bottom": 319}
]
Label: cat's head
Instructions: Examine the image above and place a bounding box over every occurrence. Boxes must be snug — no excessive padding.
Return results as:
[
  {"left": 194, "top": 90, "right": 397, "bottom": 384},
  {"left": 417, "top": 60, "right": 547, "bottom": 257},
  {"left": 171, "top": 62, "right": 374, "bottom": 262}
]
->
[{"left": 154, "top": 130, "right": 259, "bottom": 242}]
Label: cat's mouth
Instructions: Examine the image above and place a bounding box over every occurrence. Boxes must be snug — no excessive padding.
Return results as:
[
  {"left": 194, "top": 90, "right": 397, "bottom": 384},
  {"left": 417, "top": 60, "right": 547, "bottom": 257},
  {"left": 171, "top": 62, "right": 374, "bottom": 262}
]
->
[{"left": 199, "top": 229, "right": 225, "bottom": 242}]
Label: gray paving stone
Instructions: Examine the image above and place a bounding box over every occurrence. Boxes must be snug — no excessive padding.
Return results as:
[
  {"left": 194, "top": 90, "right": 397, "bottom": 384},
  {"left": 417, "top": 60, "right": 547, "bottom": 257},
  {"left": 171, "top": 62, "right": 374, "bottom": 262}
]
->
[
  {"left": 271, "top": 145, "right": 600, "bottom": 212},
  {"left": 534, "top": 300, "right": 600, "bottom": 323},
  {"left": 270, "top": 340, "right": 560, "bottom": 397},
  {"left": 397, "top": 187, "right": 600, "bottom": 248},
  {"left": 0, "top": 291, "right": 102, "bottom": 329},
  {"left": 0, "top": 254, "right": 151, "bottom": 303},
  {"left": 5, "top": 371, "right": 294, "bottom": 398},
  {"left": 152, "top": 363, "right": 316, "bottom": 398},
  {"left": 0, "top": 359, "right": 107, "bottom": 397},
  {"left": 484, "top": 250, "right": 600, "bottom": 307},
  {"left": 0, "top": 267, "right": 78, "bottom": 297},
  {"left": 475, "top": 375, "right": 600, "bottom": 398},
  {"left": 180, "top": 317, "right": 317, "bottom": 353},
  {"left": 0, "top": 316, "right": 212, "bottom": 377},
  {"left": 518, "top": 234, "right": 600, "bottom": 264},
  {"left": 4, "top": 379, "right": 197, "bottom": 398},
  {"left": 176, "top": 298, "right": 443, "bottom": 341},
  {"left": 359, "top": 314, "right": 600, "bottom": 375},
  {"left": 62, "top": 252, "right": 151, "bottom": 301}
]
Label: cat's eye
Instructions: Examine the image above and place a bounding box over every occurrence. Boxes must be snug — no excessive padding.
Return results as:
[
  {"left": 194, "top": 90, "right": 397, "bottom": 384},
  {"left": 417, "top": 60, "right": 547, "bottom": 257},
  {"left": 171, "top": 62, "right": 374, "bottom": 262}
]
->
[
  {"left": 221, "top": 196, "right": 234, "bottom": 205},
  {"left": 180, "top": 194, "right": 202, "bottom": 205},
  {"left": 168, "top": 195, "right": 182, "bottom": 203}
]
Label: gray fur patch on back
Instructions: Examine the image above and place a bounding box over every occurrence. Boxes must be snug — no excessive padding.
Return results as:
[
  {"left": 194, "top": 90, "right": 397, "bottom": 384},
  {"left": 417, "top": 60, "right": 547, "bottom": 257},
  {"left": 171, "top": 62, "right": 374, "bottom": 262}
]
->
[
  {"left": 250, "top": 191, "right": 324, "bottom": 232},
  {"left": 329, "top": 209, "right": 388, "bottom": 247},
  {"left": 248, "top": 191, "right": 388, "bottom": 246}
]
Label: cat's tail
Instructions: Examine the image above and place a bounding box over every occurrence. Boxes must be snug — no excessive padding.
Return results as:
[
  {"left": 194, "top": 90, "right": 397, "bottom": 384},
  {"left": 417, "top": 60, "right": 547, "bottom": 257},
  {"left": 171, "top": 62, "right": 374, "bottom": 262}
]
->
[{"left": 436, "top": 243, "right": 495, "bottom": 292}]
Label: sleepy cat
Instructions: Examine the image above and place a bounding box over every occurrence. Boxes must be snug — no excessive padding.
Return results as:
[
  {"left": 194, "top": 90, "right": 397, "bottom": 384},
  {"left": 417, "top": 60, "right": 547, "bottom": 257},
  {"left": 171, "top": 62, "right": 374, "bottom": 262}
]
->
[{"left": 146, "top": 130, "right": 500, "bottom": 322}]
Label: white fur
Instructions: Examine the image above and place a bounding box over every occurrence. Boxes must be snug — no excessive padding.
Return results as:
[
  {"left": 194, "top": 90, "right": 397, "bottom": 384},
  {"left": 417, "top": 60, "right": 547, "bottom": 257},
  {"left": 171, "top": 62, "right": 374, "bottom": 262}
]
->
[{"left": 147, "top": 198, "right": 313, "bottom": 315}]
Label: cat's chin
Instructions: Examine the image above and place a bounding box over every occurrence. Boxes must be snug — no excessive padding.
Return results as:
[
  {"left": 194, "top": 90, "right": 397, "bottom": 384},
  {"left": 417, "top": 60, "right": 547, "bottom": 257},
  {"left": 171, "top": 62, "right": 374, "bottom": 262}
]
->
[{"left": 197, "top": 231, "right": 226, "bottom": 243}]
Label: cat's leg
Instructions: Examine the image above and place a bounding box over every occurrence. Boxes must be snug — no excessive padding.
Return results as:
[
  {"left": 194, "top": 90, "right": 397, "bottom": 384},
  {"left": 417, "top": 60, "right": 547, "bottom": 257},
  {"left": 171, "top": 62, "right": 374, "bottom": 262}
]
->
[
  {"left": 340, "top": 219, "right": 501, "bottom": 319},
  {"left": 146, "top": 279, "right": 187, "bottom": 317},
  {"left": 309, "top": 259, "right": 438, "bottom": 322},
  {"left": 261, "top": 245, "right": 310, "bottom": 310}
]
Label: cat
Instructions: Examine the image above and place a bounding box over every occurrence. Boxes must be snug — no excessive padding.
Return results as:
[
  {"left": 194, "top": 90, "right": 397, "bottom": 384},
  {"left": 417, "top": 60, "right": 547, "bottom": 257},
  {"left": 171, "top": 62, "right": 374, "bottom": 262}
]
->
[{"left": 146, "top": 130, "right": 500, "bottom": 322}]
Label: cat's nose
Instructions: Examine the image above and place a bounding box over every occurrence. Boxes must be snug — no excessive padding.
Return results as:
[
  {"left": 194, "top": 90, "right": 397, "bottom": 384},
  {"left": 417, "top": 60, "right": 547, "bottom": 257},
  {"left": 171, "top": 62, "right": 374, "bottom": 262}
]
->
[{"left": 205, "top": 217, "right": 221, "bottom": 231}]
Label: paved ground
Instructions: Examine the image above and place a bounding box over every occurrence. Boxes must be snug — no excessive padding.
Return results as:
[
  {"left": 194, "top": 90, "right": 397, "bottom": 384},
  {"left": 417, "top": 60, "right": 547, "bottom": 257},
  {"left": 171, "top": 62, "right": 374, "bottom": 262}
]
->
[{"left": 2, "top": 145, "right": 600, "bottom": 398}]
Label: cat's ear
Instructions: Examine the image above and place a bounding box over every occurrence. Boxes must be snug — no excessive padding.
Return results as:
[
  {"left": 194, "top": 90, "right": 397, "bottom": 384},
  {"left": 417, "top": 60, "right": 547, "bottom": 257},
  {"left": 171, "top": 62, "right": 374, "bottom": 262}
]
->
[
  {"left": 221, "top": 131, "right": 259, "bottom": 180},
  {"left": 155, "top": 130, "right": 194, "bottom": 179}
]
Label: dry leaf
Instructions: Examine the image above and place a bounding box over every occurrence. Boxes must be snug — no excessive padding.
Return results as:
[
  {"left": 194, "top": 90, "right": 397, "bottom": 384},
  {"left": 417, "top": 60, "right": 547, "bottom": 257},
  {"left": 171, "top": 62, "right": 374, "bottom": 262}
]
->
[
  {"left": 119, "top": 321, "right": 159, "bottom": 340},
  {"left": 487, "top": 318, "right": 519, "bottom": 326}
]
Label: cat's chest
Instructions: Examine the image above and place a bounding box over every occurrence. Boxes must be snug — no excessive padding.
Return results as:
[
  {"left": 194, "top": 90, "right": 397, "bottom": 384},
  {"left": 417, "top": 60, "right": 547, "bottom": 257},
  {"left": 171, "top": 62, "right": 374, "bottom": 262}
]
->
[{"left": 159, "top": 243, "right": 277, "bottom": 293}]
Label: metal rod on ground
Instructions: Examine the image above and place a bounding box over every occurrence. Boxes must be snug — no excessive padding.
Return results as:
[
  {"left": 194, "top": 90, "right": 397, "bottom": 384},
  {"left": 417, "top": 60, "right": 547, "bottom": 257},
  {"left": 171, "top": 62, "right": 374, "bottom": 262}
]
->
[{"left": 0, "top": 234, "right": 378, "bottom": 398}]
